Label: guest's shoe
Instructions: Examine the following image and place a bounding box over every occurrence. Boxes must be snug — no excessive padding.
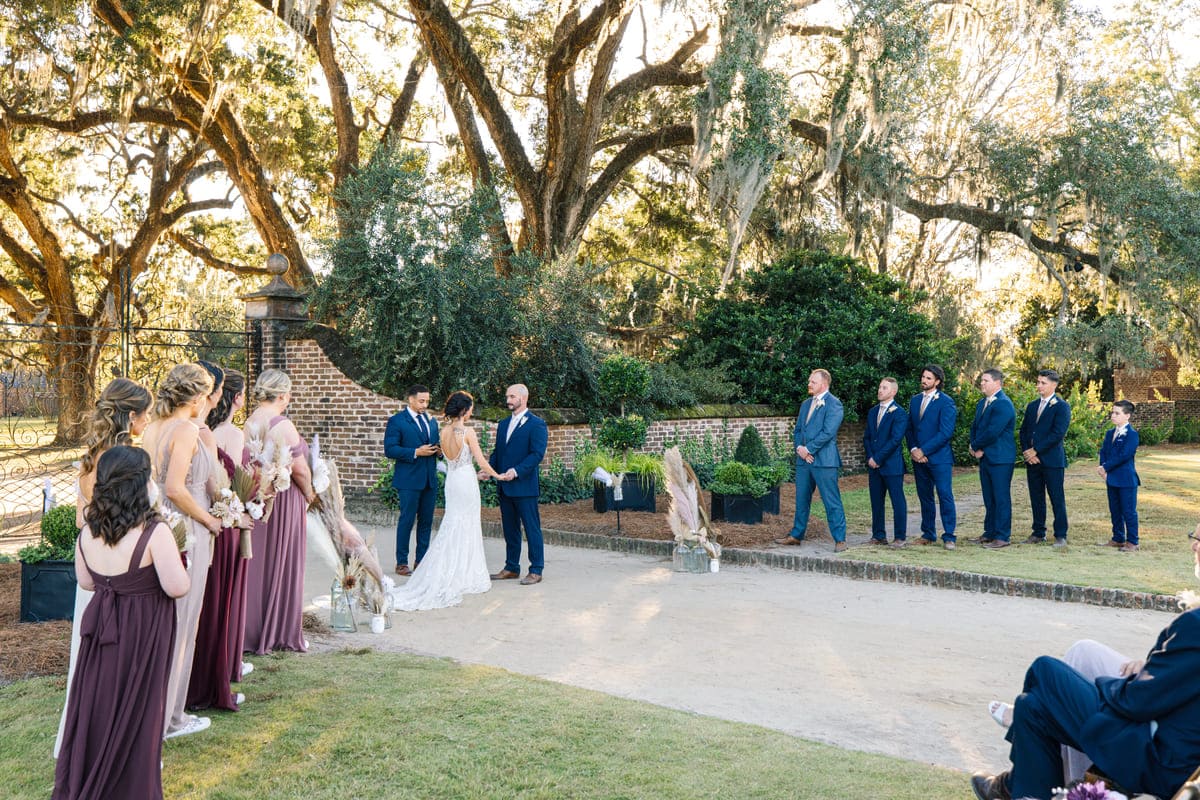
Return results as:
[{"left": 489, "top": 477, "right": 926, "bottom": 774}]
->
[
  {"left": 970, "top": 535, "right": 994, "bottom": 545},
  {"left": 913, "top": 537, "right": 935, "bottom": 545},
  {"left": 987, "top": 700, "right": 1012, "bottom": 728},
  {"left": 870, "top": 538, "right": 889, "bottom": 545},
  {"left": 395, "top": 564, "right": 412, "bottom": 576},
  {"left": 1103, "top": 539, "right": 1124, "bottom": 548},
  {"left": 1022, "top": 535, "right": 1045, "bottom": 545},
  {"left": 519, "top": 573, "right": 543, "bottom": 585},
  {"left": 1052, "top": 539, "right": 1068, "bottom": 549},
  {"left": 970, "top": 771, "right": 1011, "bottom": 800},
  {"left": 1121, "top": 542, "right": 1140, "bottom": 552},
  {"left": 165, "top": 714, "right": 211, "bottom": 740},
  {"left": 240, "top": 661, "right": 254, "bottom": 678},
  {"left": 889, "top": 539, "right": 907, "bottom": 548},
  {"left": 943, "top": 540, "right": 956, "bottom": 550},
  {"left": 491, "top": 569, "right": 520, "bottom": 580},
  {"left": 235, "top": 693, "right": 245, "bottom": 706},
  {"left": 982, "top": 539, "right": 1011, "bottom": 549},
  {"left": 833, "top": 541, "right": 848, "bottom": 553},
  {"left": 774, "top": 536, "right": 804, "bottom": 546}
]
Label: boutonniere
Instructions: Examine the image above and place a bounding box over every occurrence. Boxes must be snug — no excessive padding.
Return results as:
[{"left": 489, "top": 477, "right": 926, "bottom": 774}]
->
[
  {"left": 886, "top": 405, "right": 897, "bottom": 414},
  {"left": 517, "top": 416, "right": 527, "bottom": 428},
  {"left": 931, "top": 391, "right": 940, "bottom": 401},
  {"left": 1048, "top": 397, "right": 1058, "bottom": 407},
  {"left": 814, "top": 398, "right": 824, "bottom": 409}
]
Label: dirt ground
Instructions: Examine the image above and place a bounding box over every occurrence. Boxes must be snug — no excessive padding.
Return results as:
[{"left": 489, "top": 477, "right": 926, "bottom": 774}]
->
[{"left": 0, "top": 563, "right": 70, "bottom": 685}]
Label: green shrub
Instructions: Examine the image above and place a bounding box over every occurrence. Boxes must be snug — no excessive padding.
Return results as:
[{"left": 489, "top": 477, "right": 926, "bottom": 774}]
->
[
  {"left": 1170, "top": 412, "right": 1200, "bottom": 444},
  {"left": 1137, "top": 421, "right": 1171, "bottom": 446},
  {"left": 540, "top": 458, "right": 593, "bottom": 504},
  {"left": 19, "top": 504, "right": 79, "bottom": 563},
  {"left": 574, "top": 449, "right": 664, "bottom": 493},
  {"left": 598, "top": 354, "right": 651, "bottom": 416},
  {"left": 644, "top": 362, "right": 739, "bottom": 408},
  {"left": 710, "top": 460, "right": 770, "bottom": 498},
  {"left": 733, "top": 425, "right": 771, "bottom": 466},
  {"left": 596, "top": 414, "right": 648, "bottom": 451}
]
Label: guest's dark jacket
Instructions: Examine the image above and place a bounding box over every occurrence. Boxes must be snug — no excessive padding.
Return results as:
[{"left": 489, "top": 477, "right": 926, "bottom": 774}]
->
[{"left": 1080, "top": 608, "right": 1200, "bottom": 798}]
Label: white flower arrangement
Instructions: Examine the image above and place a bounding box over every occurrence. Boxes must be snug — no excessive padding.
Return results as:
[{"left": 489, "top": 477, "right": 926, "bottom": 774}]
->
[
  {"left": 310, "top": 434, "right": 331, "bottom": 495},
  {"left": 210, "top": 487, "right": 247, "bottom": 529},
  {"left": 157, "top": 504, "right": 192, "bottom": 554}
]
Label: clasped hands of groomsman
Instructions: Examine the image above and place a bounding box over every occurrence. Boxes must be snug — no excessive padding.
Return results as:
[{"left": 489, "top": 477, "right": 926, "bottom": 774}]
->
[{"left": 781, "top": 365, "right": 1140, "bottom": 555}]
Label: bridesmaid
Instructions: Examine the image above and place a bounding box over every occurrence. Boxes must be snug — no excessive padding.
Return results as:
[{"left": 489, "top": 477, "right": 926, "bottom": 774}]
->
[
  {"left": 187, "top": 364, "right": 250, "bottom": 711},
  {"left": 142, "top": 363, "right": 220, "bottom": 739},
  {"left": 54, "top": 378, "right": 152, "bottom": 758},
  {"left": 53, "top": 446, "right": 190, "bottom": 800},
  {"left": 243, "top": 368, "right": 314, "bottom": 654}
]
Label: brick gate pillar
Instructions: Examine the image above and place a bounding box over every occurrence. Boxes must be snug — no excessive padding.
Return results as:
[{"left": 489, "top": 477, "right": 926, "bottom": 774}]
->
[{"left": 242, "top": 253, "right": 308, "bottom": 386}]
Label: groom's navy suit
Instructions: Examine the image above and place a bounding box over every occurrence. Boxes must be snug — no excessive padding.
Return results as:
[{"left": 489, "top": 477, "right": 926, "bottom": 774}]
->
[
  {"left": 489, "top": 412, "right": 548, "bottom": 575},
  {"left": 384, "top": 407, "right": 440, "bottom": 567}
]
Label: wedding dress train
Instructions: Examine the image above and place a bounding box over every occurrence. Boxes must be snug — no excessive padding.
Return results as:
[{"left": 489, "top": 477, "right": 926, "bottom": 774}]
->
[{"left": 389, "top": 438, "right": 490, "bottom": 611}]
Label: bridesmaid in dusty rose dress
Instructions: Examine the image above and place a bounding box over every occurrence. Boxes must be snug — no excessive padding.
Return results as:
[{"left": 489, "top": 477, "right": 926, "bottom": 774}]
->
[
  {"left": 54, "top": 446, "right": 190, "bottom": 800},
  {"left": 142, "top": 363, "right": 221, "bottom": 740},
  {"left": 243, "top": 368, "right": 315, "bottom": 654},
  {"left": 187, "top": 362, "right": 250, "bottom": 712}
]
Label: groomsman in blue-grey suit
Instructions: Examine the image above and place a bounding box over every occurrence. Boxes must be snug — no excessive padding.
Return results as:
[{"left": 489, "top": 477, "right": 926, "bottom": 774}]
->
[
  {"left": 1020, "top": 369, "right": 1071, "bottom": 547},
  {"left": 488, "top": 384, "right": 549, "bottom": 584},
  {"left": 383, "top": 384, "right": 441, "bottom": 575},
  {"left": 864, "top": 377, "right": 909, "bottom": 547},
  {"left": 969, "top": 368, "right": 1017, "bottom": 548},
  {"left": 907, "top": 364, "right": 958, "bottom": 549},
  {"left": 776, "top": 369, "right": 847, "bottom": 552}
]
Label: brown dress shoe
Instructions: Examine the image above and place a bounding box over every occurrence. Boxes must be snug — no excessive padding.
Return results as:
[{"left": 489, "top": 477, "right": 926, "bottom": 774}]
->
[
  {"left": 913, "top": 537, "right": 935, "bottom": 545},
  {"left": 970, "top": 536, "right": 994, "bottom": 545},
  {"left": 519, "top": 573, "right": 543, "bottom": 585},
  {"left": 981, "top": 540, "right": 1011, "bottom": 549},
  {"left": 774, "top": 536, "right": 804, "bottom": 546},
  {"left": 1104, "top": 539, "right": 1124, "bottom": 548},
  {"left": 834, "top": 541, "right": 848, "bottom": 553},
  {"left": 889, "top": 539, "right": 907, "bottom": 548},
  {"left": 490, "top": 569, "right": 520, "bottom": 580},
  {"left": 1120, "top": 542, "right": 1140, "bottom": 552},
  {"left": 1022, "top": 535, "right": 1046, "bottom": 545},
  {"left": 944, "top": 540, "right": 956, "bottom": 550},
  {"left": 395, "top": 564, "right": 412, "bottom": 576},
  {"left": 970, "top": 772, "right": 1011, "bottom": 800}
]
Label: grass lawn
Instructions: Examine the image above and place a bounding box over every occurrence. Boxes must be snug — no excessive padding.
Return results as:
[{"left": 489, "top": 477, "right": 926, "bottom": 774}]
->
[
  {"left": 0, "top": 649, "right": 965, "bottom": 799},
  {"left": 835, "top": 446, "right": 1200, "bottom": 595}
]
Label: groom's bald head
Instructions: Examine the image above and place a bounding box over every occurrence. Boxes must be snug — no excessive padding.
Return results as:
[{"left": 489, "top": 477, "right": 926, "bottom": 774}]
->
[{"left": 506, "top": 384, "right": 529, "bottom": 414}]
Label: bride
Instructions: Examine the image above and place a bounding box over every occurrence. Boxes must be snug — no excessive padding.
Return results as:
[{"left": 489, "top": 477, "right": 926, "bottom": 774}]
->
[{"left": 389, "top": 391, "right": 507, "bottom": 610}]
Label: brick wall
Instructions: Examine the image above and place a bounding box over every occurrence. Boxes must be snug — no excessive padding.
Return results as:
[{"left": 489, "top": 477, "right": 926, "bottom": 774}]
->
[
  {"left": 1114, "top": 349, "right": 1200, "bottom": 404},
  {"left": 281, "top": 337, "right": 870, "bottom": 496},
  {"left": 1132, "top": 400, "right": 1175, "bottom": 432}
]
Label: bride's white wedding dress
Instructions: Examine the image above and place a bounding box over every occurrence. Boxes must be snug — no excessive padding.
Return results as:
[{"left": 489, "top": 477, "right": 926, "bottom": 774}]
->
[{"left": 389, "top": 433, "right": 491, "bottom": 610}]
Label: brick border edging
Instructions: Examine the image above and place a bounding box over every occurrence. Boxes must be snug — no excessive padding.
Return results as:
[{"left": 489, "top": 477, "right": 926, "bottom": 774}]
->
[{"left": 348, "top": 504, "right": 1180, "bottom": 613}]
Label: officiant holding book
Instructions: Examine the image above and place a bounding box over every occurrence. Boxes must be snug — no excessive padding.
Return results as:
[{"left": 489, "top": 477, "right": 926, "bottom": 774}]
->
[{"left": 384, "top": 385, "right": 441, "bottom": 576}]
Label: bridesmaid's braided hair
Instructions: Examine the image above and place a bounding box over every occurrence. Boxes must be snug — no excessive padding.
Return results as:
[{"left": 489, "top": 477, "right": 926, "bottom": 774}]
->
[
  {"left": 154, "top": 363, "right": 214, "bottom": 419},
  {"left": 85, "top": 445, "right": 158, "bottom": 547},
  {"left": 80, "top": 378, "right": 151, "bottom": 477}
]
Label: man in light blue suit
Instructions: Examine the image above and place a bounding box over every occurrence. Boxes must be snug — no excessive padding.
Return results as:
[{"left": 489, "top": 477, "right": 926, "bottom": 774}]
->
[
  {"left": 864, "top": 377, "right": 909, "bottom": 547},
  {"left": 907, "top": 364, "right": 958, "bottom": 549},
  {"left": 969, "top": 368, "right": 1016, "bottom": 548},
  {"left": 776, "top": 369, "right": 847, "bottom": 552},
  {"left": 383, "top": 384, "right": 441, "bottom": 575}
]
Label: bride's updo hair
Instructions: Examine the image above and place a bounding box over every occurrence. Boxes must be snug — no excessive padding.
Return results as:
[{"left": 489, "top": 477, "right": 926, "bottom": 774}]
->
[
  {"left": 155, "top": 363, "right": 214, "bottom": 419},
  {"left": 443, "top": 391, "right": 474, "bottom": 420},
  {"left": 80, "top": 378, "right": 152, "bottom": 477},
  {"left": 252, "top": 369, "right": 292, "bottom": 405}
]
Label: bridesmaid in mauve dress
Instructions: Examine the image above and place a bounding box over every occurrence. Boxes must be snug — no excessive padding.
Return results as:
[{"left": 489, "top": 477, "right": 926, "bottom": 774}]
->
[
  {"left": 187, "top": 362, "right": 250, "bottom": 712},
  {"left": 243, "top": 368, "right": 315, "bottom": 654},
  {"left": 54, "top": 445, "right": 190, "bottom": 800}
]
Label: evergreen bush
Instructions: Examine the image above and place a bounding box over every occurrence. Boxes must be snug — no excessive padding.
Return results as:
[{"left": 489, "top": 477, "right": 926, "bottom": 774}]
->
[{"left": 733, "top": 425, "right": 771, "bottom": 466}]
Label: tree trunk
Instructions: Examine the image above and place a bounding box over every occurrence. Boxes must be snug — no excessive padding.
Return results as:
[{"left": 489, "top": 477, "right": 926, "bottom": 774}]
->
[{"left": 50, "top": 340, "right": 97, "bottom": 446}]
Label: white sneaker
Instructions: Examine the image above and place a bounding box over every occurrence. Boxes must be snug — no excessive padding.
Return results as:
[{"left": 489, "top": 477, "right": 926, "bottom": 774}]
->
[
  {"left": 235, "top": 693, "right": 245, "bottom": 705},
  {"left": 164, "top": 715, "right": 211, "bottom": 740},
  {"left": 240, "top": 661, "right": 254, "bottom": 678},
  {"left": 302, "top": 639, "right": 310, "bottom": 650}
]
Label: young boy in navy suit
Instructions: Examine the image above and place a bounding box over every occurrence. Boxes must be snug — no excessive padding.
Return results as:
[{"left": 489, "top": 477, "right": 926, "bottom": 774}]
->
[{"left": 1097, "top": 400, "right": 1140, "bottom": 552}]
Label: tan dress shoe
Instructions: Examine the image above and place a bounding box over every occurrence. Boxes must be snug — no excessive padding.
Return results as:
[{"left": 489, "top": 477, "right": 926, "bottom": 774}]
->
[
  {"left": 490, "top": 569, "right": 520, "bottom": 580},
  {"left": 774, "top": 536, "right": 804, "bottom": 546},
  {"left": 395, "top": 564, "right": 412, "bottom": 576},
  {"left": 519, "top": 573, "right": 543, "bottom": 585},
  {"left": 833, "top": 541, "right": 848, "bottom": 553}
]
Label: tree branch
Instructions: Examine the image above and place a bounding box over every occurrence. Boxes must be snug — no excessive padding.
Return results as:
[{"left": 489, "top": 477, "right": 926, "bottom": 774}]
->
[
  {"left": 606, "top": 26, "right": 709, "bottom": 103},
  {"left": 168, "top": 232, "right": 273, "bottom": 277}
]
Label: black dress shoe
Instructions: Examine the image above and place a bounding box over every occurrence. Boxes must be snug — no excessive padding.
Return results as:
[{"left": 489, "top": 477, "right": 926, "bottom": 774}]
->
[{"left": 970, "top": 772, "right": 1011, "bottom": 800}]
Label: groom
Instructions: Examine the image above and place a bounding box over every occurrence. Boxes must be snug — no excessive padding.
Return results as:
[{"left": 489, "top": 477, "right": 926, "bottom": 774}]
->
[
  {"left": 384, "top": 384, "right": 440, "bottom": 576},
  {"left": 488, "top": 384, "right": 548, "bottom": 585}
]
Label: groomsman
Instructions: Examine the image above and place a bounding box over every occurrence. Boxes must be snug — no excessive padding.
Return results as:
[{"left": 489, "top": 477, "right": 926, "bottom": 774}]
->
[
  {"left": 864, "top": 377, "right": 909, "bottom": 547},
  {"left": 1019, "top": 369, "right": 1071, "bottom": 547},
  {"left": 969, "top": 369, "right": 1016, "bottom": 548},
  {"left": 776, "top": 369, "right": 847, "bottom": 552},
  {"left": 907, "top": 364, "right": 958, "bottom": 549}
]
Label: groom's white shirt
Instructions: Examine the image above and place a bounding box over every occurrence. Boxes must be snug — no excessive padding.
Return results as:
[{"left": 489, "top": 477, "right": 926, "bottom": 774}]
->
[{"left": 506, "top": 410, "right": 527, "bottom": 443}]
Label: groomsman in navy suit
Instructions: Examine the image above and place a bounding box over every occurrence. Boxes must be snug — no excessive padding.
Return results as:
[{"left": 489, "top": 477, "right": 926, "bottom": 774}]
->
[
  {"left": 907, "top": 364, "right": 958, "bottom": 549},
  {"left": 1098, "top": 400, "right": 1140, "bottom": 552},
  {"left": 488, "top": 384, "right": 549, "bottom": 584},
  {"left": 383, "top": 385, "right": 441, "bottom": 575},
  {"left": 864, "top": 377, "right": 909, "bottom": 547},
  {"left": 1019, "top": 369, "right": 1071, "bottom": 547},
  {"left": 969, "top": 369, "right": 1017, "bottom": 548},
  {"left": 776, "top": 369, "right": 847, "bottom": 552}
]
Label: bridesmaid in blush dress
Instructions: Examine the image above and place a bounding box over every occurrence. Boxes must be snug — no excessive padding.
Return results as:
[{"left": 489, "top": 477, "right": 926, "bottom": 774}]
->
[
  {"left": 54, "top": 446, "right": 190, "bottom": 800},
  {"left": 243, "top": 368, "right": 314, "bottom": 654}
]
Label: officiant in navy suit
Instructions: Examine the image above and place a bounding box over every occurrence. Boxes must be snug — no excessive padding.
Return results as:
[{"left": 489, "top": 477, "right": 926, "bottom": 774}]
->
[
  {"left": 488, "top": 384, "right": 548, "bottom": 585},
  {"left": 864, "top": 377, "right": 909, "bottom": 547},
  {"left": 384, "top": 385, "right": 440, "bottom": 576}
]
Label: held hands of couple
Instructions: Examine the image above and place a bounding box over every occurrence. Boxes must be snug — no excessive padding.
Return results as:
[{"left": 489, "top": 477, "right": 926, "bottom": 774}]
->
[{"left": 478, "top": 468, "right": 516, "bottom": 482}]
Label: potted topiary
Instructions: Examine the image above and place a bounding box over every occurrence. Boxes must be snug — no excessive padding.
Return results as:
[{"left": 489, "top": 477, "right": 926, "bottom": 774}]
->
[
  {"left": 19, "top": 504, "right": 80, "bottom": 623},
  {"left": 708, "top": 461, "right": 774, "bottom": 525},
  {"left": 731, "top": 425, "right": 786, "bottom": 514}
]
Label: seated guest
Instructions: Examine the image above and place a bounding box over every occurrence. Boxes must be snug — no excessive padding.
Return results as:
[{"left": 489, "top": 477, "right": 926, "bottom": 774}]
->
[
  {"left": 54, "top": 446, "right": 190, "bottom": 800},
  {"left": 972, "top": 524, "right": 1200, "bottom": 800}
]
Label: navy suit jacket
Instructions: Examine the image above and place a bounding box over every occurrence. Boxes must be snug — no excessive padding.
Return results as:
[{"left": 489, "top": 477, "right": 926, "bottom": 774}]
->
[
  {"left": 794, "top": 393, "right": 843, "bottom": 469},
  {"left": 1099, "top": 427, "right": 1140, "bottom": 487},
  {"left": 1019, "top": 395, "right": 1071, "bottom": 469},
  {"left": 906, "top": 391, "right": 957, "bottom": 466},
  {"left": 1079, "top": 608, "right": 1200, "bottom": 798},
  {"left": 384, "top": 408, "right": 440, "bottom": 491},
  {"left": 489, "top": 413, "right": 548, "bottom": 498},
  {"left": 864, "top": 402, "right": 908, "bottom": 476},
  {"left": 969, "top": 390, "right": 1016, "bottom": 465}
]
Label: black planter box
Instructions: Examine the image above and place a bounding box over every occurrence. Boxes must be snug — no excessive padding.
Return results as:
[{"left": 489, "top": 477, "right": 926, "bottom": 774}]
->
[
  {"left": 765, "top": 484, "right": 781, "bottom": 515},
  {"left": 710, "top": 492, "right": 766, "bottom": 525},
  {"left": 20, "top": 559, "right": 78, "bottom": 623},
  {"left": 593, "top": 475, "right": 657, "bottom": 513}
]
